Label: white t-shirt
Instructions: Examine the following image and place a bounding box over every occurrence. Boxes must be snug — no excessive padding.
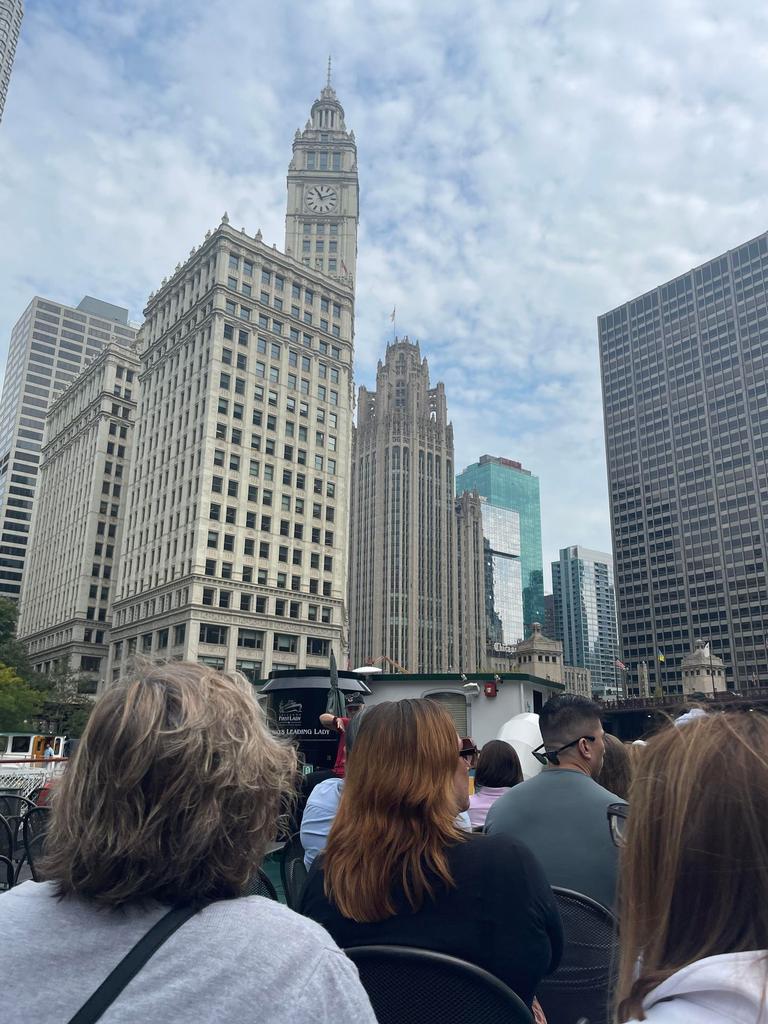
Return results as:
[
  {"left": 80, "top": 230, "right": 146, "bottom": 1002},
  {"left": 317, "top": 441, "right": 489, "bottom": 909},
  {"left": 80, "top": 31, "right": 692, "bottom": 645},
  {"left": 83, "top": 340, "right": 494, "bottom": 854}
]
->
[{"left": 2, "top": 881, "right": 377, "bottom": 1023}]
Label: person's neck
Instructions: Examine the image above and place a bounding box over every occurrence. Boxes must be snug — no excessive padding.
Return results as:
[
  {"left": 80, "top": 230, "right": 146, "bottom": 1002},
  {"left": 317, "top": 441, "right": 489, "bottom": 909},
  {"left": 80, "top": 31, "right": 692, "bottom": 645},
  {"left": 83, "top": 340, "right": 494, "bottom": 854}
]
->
[{"left": 547, "top": 760, "right": 592, "bottom": 778}]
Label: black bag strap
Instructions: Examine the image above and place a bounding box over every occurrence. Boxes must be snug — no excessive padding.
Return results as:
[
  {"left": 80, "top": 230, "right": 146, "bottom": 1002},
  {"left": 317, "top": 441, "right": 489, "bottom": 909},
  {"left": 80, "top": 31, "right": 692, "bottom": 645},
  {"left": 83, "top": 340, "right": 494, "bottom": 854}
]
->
[{"left": 67, "top": 902, "right": 206, "bottom": 1024}]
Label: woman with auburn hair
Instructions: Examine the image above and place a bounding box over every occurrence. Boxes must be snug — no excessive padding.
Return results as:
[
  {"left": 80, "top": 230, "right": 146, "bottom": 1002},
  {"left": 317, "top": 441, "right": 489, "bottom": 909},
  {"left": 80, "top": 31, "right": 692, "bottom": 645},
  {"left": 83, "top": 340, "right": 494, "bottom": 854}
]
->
[
  {"left": 615, "top": 712, "right": 768, "bottom": 1023},
  {"left": 1, "top": 663, "right": 376, "bottom": 1024},
  {"left": 300, "top": 698, "right": 563, "bottom": 1010},
  {"left": 468, "top": 739, "right": 524, "bottom": 827}
]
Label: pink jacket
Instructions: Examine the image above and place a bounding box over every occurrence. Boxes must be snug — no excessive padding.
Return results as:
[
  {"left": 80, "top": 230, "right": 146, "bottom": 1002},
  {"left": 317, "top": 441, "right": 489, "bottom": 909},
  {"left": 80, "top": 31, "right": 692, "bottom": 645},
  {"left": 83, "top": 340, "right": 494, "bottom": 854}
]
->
[{"left": 468, "top": 786, "right": 513, "bottom": 828}]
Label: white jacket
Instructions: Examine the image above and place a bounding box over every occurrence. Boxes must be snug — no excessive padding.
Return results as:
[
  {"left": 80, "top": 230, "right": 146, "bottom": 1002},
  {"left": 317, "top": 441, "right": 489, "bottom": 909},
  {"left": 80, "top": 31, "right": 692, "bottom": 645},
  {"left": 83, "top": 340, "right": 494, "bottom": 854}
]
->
[{"left": 626, "top": 951, "right": 768, "bottom": 1023}]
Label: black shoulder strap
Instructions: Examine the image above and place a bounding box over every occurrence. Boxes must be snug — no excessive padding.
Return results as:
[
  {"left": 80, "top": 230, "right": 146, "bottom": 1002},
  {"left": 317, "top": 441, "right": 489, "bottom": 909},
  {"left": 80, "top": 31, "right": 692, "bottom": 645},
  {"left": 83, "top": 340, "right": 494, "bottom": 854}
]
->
[{"left": 67, "top": 902, "right": 206, "bottom": 1024}]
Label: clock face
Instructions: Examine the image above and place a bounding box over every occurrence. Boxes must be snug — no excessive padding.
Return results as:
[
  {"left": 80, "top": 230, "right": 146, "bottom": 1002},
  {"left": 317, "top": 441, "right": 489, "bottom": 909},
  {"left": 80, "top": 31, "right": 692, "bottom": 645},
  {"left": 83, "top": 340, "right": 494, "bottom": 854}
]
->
[{"left": 305, "top": 184, "right": 338, "bottom": 214}]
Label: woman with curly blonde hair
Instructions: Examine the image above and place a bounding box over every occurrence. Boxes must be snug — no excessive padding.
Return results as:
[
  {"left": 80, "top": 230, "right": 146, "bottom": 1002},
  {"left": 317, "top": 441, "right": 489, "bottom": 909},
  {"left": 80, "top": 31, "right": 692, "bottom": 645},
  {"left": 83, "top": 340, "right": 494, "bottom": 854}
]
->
[{"left": 1, "top": 662, "right": 375, "bottom": 1024}]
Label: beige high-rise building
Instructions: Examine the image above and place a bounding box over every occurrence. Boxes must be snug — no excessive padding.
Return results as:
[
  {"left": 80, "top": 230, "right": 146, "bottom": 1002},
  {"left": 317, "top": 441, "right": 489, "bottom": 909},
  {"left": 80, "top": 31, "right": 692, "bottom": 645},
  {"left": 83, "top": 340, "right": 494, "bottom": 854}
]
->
[
  {"left": 349, "top": 338, "right": 457, "bottom": 673},
  {"left": 0, "top": 295, "right": 137, "bottom": 601},
  {"left": 455, "top": 489, "right": 486, "bottom": 672},
  {"left": 0, "top": 0, "right": 23, "bottom": 124},
  {"left": 108, "top": 81, "right": 358, "bottom": 685},
  {"left": 18, "top": 344, "right": 140, "bottom": 691}
]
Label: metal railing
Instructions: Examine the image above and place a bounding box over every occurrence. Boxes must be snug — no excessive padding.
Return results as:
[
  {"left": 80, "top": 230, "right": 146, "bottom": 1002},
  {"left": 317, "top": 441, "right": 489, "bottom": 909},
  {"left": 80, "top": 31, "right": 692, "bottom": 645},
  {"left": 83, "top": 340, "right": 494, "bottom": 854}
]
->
[{"left": 601, "top": 686, "right": 768, "bottom": 713}]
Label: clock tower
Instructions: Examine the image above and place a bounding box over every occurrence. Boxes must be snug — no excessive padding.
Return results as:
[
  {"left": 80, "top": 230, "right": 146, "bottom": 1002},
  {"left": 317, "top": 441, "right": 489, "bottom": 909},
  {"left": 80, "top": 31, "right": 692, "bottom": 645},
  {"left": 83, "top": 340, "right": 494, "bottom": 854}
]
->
[{"left": 285, "top": 66, "right": 359, "bottom": 288}]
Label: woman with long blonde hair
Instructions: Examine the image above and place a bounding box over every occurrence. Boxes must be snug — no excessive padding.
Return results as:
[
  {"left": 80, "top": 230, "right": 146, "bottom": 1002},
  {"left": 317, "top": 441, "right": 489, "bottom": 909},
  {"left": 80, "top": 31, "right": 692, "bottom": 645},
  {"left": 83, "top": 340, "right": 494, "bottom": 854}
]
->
[
  {"left": 1, "top": 663, "right": 376, "bottom": 1024},
  {"left": 615, "top": 711, "right": 768, "bottom": 1022},
  {"left": 300, "top": 698, "right": 563, "bottom": 1011}
]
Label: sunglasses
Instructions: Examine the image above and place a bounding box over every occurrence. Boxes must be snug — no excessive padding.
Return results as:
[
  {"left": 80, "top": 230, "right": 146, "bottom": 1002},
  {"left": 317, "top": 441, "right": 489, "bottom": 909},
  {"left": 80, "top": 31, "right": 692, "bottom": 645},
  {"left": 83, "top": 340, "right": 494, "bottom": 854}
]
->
[
  {"left": 607, "top": 802, "right": 628, "bottom": 848},
  {"left": 459, "top": 746, "right": 478, "bottom": 762},
  {"left": 532, "top": 736, "right": 596, "bottom": 766}
]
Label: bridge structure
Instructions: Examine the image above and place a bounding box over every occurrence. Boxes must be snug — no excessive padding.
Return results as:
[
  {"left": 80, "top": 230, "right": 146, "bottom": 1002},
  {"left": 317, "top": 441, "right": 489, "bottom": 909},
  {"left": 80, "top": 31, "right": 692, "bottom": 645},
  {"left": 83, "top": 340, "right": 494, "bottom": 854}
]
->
[{"left": 599, "top": 686, "right": 768, "bottom": 741}]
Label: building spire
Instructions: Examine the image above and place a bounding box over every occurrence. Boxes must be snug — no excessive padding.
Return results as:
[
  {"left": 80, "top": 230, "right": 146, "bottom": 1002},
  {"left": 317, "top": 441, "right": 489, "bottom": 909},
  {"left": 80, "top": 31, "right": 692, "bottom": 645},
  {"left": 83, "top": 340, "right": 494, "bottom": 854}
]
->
[{"left": 327, "top": 55, "right": 332, "bottom": 89}]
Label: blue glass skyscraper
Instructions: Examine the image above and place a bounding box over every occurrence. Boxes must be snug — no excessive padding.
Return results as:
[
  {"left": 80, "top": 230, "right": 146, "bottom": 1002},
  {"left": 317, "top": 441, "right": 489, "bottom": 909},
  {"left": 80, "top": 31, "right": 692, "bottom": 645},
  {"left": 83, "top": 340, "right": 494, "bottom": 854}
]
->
[{"left": 456, "top": 456, "right": 545, "bottom": 649}]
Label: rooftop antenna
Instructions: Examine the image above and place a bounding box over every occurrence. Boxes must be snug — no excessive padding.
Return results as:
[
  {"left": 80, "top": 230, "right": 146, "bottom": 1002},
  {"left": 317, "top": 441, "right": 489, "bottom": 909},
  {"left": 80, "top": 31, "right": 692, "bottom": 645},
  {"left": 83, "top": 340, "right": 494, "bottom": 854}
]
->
[{"left": 327, "top": 54, "right": 332, "bottom": 88}]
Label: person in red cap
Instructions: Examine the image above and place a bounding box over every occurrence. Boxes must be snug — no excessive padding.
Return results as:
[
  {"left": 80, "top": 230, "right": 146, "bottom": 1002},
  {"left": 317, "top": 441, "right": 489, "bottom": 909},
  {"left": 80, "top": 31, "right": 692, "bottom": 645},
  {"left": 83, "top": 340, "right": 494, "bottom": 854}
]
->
[{"left": 319, "top": 694, "right": 365, "bottom": 778}]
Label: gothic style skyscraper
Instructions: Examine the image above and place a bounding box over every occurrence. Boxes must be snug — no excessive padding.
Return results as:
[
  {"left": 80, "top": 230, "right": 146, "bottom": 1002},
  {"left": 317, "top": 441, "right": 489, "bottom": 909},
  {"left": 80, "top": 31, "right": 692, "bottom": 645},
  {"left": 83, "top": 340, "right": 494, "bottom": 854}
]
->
[
  {"left": 349, "top": 339, "right": 457, "bottom": 673},
  {"left": 285, "top": 70, "right": 359, "bottom": 285}
]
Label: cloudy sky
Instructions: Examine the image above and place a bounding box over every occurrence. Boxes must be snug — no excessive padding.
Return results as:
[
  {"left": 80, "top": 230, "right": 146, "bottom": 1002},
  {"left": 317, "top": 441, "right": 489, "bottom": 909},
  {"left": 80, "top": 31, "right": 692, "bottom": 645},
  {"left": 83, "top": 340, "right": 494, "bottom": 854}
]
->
[{"left": 2, "top": 0, "right": 767, "bottom": 588}]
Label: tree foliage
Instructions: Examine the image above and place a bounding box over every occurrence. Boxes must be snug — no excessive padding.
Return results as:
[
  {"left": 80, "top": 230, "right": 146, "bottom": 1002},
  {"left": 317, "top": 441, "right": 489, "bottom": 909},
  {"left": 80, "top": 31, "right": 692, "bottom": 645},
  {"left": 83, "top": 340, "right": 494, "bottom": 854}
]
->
[
  {"left": 0, "top": 598, "right": 94, "bottom": 736},
  {"left": 36, "top": 665, "right": 95, "bottom": 737},
  {"left": 0, "top": 664, "right": 42, "bottom": 731},
  {"left": 0, "top": 597, "right": 33, "bottom": 683}
]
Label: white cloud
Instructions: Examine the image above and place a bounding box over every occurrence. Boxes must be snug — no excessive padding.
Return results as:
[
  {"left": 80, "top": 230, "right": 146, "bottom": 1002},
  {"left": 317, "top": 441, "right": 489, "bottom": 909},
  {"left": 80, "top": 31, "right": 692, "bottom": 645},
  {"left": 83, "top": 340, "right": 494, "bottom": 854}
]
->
[{"left": 2, "top": 0, "right": 767, "bottom": 587}]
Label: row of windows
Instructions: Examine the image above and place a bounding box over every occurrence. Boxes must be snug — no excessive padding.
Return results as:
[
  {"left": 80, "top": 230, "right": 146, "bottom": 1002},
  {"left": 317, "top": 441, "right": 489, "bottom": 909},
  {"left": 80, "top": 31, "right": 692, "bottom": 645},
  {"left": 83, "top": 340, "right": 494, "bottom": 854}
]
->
[
  {"left": 199, "top": 622, "right": 330, "bottom": 656},
  {"left": 201, "top": 587, "right": 334, "bottom": 622},
  {"left": 226, "top": 254, "right": 342, "bottom": 318}
]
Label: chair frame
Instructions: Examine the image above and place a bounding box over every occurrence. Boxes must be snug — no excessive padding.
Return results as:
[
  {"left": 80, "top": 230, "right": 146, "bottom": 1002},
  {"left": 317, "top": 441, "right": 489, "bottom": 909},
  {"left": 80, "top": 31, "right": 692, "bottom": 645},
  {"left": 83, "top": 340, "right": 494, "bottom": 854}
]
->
[
  {"left": 0, "top": 795, "right": 35, "bottom": 854},
  {"left": 241, "top": 865, "right": 279, "bottom": 900},
  {"left": 536, "top": 886, "right": 618, "bottom": 1024},
  {"left": 0, "top": 854, "right": 14, "bottom": 890},
  {"left": 345, "top": 944, "right": 534, "bottom": 1024},
  {"left": 279, "top": 831, "right": 306, "bottom": 909},
  {"left": 0, "top": 815, "right": 15, "bottom": 874},
  {"left": 22, "top": 806, "right": 51, "bottom": 882}
]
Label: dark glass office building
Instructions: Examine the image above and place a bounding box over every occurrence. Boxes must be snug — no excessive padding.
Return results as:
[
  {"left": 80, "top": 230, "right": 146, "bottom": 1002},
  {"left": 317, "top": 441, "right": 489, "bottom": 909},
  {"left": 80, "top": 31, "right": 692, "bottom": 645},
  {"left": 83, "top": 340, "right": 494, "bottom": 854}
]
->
[{"left": 599, "top": 233, "right": 768, "bottom": 693}]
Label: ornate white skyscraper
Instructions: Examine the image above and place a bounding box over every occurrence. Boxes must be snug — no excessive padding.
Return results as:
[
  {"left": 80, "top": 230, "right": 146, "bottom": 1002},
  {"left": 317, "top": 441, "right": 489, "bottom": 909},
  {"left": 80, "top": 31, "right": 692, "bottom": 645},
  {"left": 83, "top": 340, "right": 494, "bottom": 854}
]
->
[
  {"left": 285, "top": 65, "right": 359, "bottom": 287},
  {"left": 107, "top": 78, "right": 357, "bottom": 687}
]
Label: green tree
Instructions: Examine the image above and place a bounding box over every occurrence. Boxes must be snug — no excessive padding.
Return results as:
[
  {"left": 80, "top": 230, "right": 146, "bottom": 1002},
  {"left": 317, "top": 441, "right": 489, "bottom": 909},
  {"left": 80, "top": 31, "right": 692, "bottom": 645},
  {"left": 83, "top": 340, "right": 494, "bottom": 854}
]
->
[
  {"left": 0, "top": 663, "right": 42, "bottom": 731},
  {"left": 36, "top": 664, "right": 95, "bottom": 737},
  {"left": 0, "top": 596, "right": 33, "bottom": 682}
]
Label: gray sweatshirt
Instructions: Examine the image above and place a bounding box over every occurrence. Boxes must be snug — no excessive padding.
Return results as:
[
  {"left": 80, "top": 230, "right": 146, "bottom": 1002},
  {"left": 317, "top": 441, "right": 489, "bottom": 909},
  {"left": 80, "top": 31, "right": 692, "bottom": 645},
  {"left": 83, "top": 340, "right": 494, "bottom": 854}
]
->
[{"left": 2, "top": 880, "right": 377, "bottom": 1023}]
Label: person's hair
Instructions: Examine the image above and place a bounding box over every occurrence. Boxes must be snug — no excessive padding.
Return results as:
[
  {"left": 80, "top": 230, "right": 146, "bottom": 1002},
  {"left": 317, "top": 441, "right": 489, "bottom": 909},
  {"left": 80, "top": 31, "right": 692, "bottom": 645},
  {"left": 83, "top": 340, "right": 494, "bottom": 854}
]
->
[
  {"left": 616, "top": 712, "right": 768, "bottom": 1021},
  {"left": 597, "top": 733, "right": 632, "bottom": 799},
  {"left": 323, "top": 698, "right": 465, "bottom": 922},
  {"left": 475, "top": 740, "right": 523, "bottom": 789},
  {"left": 538, "top": 693, "right": 604, "bottom": 748},
  {"left": 42, "top": 662, "right": 297, "bottom": 908}
]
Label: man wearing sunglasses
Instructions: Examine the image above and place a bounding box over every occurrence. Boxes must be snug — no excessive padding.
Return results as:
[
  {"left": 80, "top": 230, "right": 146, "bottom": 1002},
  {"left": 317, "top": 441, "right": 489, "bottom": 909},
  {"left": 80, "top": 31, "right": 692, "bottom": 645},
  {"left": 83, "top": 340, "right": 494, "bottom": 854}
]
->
[{"left": 485, "top": 693, "right": 626, "bottom": 911}]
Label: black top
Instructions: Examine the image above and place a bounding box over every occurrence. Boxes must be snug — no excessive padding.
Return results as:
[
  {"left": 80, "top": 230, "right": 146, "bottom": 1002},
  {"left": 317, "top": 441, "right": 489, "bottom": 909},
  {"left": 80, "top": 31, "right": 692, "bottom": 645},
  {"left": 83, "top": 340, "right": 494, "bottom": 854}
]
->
[{"left": 299, "top": 832, "right": 563, "bottom": 1008}]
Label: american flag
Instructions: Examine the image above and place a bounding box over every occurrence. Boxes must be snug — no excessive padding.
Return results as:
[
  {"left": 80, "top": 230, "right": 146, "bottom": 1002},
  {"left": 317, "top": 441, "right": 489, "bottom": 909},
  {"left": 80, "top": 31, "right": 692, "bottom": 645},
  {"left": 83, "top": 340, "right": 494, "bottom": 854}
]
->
[{"left": 615, "top": 658, "right": 627, "bottom": 671}]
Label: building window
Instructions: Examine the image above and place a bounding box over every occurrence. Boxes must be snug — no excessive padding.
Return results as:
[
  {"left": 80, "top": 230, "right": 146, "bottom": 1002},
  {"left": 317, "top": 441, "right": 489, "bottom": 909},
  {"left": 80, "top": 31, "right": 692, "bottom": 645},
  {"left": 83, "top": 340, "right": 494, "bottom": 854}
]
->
[
  {"left": 199, "top": 623, "right": 228, "bottom": 645},
  {"left": 238, "top": 628, "right": 264, "bottom": 649},
  {"left": 273, "top": 633, "right": 298, "bottom": 653}
]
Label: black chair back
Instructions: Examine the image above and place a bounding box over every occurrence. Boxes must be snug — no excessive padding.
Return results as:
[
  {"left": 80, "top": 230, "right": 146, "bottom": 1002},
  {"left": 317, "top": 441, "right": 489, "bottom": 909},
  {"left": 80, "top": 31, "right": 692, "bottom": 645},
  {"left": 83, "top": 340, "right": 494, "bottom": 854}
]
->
[
  {"left": 0, "top": 815, "right": 13, "bottom": 863},
  {"left": 22, "top": 806, "right": 51, "bottom": 882},
  {"left": 242, "top": 866, "right": 278, "bottom": 900},
  {"left": 0, "top": 854, "right": 13, "bottom": 890},
  {"left": 0, "top": 795, "right": 34, "bottom": 851},
  {"left": 279, "top": 832, "right": 306, "bottom": 909},
  {"left": 345, "top": 945, "right": 533, "bottom": 1024},
  {"left": 536, "top": 887, "right": 618, "bottom": 1024},
  {"left": 286, "top": 854, "right": 307, "bottom": 908},
  {"left": 0, "top": 794, "right": 35, "bottom": 819}
]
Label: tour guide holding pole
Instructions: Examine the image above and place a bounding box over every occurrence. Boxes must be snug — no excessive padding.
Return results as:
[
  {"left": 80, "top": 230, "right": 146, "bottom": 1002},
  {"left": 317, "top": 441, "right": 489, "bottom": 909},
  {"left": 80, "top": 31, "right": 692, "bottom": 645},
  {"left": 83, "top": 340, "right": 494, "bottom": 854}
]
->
[
  {"left": 319, "top": 695, "right": 364, "bottom": 778},
  {"left": 319, "top": 651, "right": 365, "bottom": 777}
]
